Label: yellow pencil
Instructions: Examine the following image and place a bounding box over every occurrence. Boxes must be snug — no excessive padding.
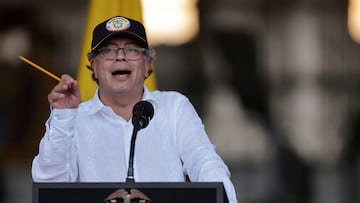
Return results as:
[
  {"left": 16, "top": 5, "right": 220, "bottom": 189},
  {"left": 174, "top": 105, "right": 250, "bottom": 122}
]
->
[{"left": 19, "top": 56, "right": 61, "bottom": 82}]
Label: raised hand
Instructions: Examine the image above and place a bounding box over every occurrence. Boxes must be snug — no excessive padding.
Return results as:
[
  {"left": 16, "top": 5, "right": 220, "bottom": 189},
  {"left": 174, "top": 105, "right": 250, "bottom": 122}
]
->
[{"left": 48, "top": 74, "right": 81, "bottom": 109}]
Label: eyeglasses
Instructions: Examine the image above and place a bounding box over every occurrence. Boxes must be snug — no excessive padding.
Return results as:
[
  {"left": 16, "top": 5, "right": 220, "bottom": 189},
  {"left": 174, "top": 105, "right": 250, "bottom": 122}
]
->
[{"left": 97, "top": 47, "right": 147, "bottom": 61}]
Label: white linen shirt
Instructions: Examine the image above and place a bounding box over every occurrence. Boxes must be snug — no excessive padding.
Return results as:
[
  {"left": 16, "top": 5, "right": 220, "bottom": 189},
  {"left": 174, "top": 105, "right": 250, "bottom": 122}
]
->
[{"left": 32, "top": 87, "right": 238, "bottom": 203}]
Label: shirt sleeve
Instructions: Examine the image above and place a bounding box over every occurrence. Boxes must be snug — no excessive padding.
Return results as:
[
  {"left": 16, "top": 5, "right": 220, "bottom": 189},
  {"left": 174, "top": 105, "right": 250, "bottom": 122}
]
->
[
  {"left": 175, "top": 96, "right": 238, "bottom": 203},
  {"left": 31, "top": 108, "right": 78, "bottom": 182}
]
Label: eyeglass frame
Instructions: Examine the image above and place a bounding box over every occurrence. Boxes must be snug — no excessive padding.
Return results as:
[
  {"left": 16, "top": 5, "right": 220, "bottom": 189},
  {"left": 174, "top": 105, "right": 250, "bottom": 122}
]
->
[{"left": 96, "top": 46, "right": 149, "bottom": 61}]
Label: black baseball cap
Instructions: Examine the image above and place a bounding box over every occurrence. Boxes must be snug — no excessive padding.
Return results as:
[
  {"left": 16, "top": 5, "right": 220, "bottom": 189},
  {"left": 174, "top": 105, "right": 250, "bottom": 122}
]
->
[{"left": 91, "top": 16, "right": 148, "bottom": 51}]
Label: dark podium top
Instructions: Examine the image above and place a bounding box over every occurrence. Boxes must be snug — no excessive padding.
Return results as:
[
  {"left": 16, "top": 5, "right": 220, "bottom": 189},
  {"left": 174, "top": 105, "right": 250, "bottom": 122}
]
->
[{"left": 33, "top": 182, "right": 229, "bottom": 203}]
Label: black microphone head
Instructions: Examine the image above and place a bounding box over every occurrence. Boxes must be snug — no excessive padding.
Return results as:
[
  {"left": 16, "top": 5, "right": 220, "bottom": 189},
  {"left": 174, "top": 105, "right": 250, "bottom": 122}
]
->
[{"left": 132, "top": 101, "right": 154, "bottom": 130}]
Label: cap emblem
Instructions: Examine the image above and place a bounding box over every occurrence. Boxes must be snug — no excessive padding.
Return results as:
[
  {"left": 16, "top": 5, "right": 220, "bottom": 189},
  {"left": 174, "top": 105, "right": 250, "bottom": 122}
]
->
[{"left": 106, "top": 17, "right": 131, "bottom": 32}]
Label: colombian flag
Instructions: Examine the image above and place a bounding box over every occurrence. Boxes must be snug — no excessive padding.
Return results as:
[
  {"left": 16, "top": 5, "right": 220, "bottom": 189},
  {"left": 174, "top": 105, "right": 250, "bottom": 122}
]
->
[{"left": 77, "top": 0, "right": 157, "bottom": 101}]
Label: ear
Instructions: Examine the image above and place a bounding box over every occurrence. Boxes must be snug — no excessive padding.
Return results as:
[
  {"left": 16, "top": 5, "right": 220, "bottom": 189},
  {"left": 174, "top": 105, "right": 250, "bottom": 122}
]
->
[
  {"left": 144, "top": 59, "right": 153, "bottom": 78},
  {"left": 91, "top": 60, "right": 98, "bottom": 78}
]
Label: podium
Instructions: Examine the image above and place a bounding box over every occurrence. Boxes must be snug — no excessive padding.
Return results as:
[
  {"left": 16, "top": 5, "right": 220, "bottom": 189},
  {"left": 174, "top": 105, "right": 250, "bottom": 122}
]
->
[{"left": 32, "top": 182, "right": 229, "bottom": 203}]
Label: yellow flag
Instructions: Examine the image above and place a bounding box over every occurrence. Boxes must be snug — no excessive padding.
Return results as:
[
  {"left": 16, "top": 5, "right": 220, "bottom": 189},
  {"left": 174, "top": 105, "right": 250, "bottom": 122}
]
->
[{"left": 77, "top": 0, "right": 157, "bottom": 101}]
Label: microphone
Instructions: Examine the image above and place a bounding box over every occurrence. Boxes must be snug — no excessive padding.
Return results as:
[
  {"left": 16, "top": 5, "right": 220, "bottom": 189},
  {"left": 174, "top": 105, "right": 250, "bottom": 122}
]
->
[
  {"left": 126, "top": 101, "right": 154, "bottom": 182},
  {"left": 132, "top": 101, "right": 154, "bottom": 131}
]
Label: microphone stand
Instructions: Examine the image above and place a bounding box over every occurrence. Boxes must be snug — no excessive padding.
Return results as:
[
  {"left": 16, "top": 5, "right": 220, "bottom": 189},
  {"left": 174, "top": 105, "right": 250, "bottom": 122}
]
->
[
  {"left": 126, "top": 125, "right": 139, "bottom": 183},
  {"left": 126, "top": 101, "right": 154, "bottom": 183}
]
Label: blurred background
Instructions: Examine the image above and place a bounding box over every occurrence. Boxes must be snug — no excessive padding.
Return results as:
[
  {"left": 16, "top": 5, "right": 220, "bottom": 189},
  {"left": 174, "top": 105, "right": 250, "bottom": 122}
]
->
[{"left": 1, "top": 0, "right": 360, "bottom": 202}]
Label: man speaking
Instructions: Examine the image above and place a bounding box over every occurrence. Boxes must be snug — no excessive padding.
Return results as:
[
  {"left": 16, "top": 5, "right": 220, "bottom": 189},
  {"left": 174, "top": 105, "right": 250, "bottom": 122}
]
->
[{"left": 31, "top": 16, "right": 238, "bottom": 203}]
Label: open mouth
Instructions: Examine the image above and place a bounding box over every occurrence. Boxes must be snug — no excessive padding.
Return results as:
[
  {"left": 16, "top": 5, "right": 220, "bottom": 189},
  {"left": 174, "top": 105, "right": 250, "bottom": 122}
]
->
[{"left": 112, "top": 70, "right": 131, "bottom": 75}]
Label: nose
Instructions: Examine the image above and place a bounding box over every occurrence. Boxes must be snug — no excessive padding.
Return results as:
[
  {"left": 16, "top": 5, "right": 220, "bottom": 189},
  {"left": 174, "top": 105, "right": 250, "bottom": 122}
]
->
[{"left": 115, "top": 48, "right": 126, "bottom": 61}]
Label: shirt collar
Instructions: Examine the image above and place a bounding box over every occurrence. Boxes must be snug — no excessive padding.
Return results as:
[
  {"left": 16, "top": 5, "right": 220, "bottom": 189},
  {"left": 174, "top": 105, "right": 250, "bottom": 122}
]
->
[
  {"left": 142, "top": 86, "right": 159, "bottom": 113},
  {"left": 85, "top": 86, "right": 158, "bottom": 115}
]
